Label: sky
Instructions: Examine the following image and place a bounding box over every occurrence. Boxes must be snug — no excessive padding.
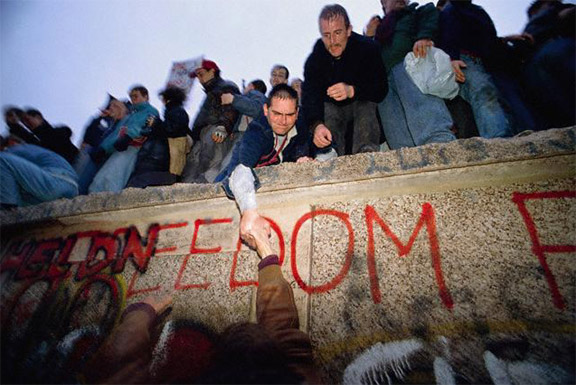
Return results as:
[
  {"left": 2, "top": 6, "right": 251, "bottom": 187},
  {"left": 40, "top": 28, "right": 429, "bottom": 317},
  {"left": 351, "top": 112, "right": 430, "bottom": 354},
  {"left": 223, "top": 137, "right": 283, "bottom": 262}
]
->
[{"left": 1, "top": 0, "right": 566, "bottom": 145}]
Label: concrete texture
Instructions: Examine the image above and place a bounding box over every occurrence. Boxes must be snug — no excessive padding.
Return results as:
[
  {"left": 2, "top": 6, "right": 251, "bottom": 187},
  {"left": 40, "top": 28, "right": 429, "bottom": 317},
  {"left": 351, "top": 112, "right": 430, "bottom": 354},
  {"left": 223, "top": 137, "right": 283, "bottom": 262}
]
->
[{"left": 1, "top": 127, "right": 575, "bottom": 384}]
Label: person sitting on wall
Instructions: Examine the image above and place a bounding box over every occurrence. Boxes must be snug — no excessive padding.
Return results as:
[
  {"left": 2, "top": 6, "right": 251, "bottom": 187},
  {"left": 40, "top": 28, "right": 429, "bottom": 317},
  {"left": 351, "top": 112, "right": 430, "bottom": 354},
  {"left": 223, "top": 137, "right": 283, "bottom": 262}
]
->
[
  {"left": 88, "top": 85, "right": 160, "bottom": 193},
  {"left": 0, "top": 143, "right": 78, "bottom": 209},
  {"left": 126, "top": 86, "right": 191, "bottom": 188},
  {"left": 215, "top": 84, "right": 312, "bottom": 244},
  {"left": 22, "top": 108, "right": 79, "bottom": 165},
  {"left": 82, "top": 227, "right": 321, "bottom": 384},
  {"left": 181, "top": 59, "right": 240, "bottom": 184},
  {"left": 302, "top": 4, "right": 388, "bottom": 158},
  {"left": 364, "top": 0, "right": 457, "bottom": 150},
  {"left": 3, "top": 106, "right": 40, "bottom": 146}
]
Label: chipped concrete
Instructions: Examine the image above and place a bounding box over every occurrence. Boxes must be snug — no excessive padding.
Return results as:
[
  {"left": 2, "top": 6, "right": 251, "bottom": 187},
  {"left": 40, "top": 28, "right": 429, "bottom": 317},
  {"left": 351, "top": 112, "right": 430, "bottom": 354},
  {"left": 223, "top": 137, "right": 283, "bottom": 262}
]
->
[{"left": 1, "top": 127, "right": 575, "bottom": 383}]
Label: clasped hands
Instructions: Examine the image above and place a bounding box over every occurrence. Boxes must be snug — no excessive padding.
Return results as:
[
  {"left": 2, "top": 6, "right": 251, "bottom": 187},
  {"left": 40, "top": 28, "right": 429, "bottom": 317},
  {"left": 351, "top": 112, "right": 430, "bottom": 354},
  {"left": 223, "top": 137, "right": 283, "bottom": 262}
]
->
[{"left": 240, "top": 209, "right": 273, "bottom": 258}]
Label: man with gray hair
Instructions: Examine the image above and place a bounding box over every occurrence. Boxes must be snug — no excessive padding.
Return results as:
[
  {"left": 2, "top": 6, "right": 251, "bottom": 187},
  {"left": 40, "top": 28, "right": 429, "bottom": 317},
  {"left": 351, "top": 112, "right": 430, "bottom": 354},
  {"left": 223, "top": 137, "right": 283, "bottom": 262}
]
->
[{"left": 302, "top": 4, "right": 388, "bottom": 158}]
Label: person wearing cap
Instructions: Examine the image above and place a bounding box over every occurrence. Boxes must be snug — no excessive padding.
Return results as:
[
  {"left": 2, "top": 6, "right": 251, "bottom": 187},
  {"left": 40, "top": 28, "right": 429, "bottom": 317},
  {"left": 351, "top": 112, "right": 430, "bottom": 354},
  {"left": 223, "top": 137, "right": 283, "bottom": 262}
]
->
[
  {"left": 181, "top": 59, "right": 241, "bottom": 184},
  {"left": 302, "top": 4, "right": 388, "bottom": 160}
]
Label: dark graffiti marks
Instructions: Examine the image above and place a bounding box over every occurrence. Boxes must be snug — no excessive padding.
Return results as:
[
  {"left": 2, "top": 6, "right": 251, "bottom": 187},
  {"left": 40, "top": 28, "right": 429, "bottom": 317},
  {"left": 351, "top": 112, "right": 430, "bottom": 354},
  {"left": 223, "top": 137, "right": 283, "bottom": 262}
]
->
[{"left": 512, "top": 190, "right": 576, "bottom": 310}]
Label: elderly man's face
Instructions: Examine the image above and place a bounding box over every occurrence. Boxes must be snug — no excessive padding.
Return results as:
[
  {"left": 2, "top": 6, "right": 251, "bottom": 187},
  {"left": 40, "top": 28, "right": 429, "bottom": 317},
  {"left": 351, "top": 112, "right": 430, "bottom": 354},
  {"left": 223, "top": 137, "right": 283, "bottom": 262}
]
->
[
  {"left": 381, "top": 0, "right": 408, "bottom": 14},
  {"left": 320, "top": 15, "right": 352, "bottom": 58}
]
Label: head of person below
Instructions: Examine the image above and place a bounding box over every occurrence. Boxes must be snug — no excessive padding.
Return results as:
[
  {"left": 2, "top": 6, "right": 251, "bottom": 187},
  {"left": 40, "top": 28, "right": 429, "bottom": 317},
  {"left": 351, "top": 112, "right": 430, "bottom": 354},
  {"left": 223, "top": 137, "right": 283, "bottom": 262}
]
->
[
  {"left": 215, "top": 84, "right": 314, "bottom": 247},
  {"left": 301, "top": 4, "right": 388, "bottom": 158}
]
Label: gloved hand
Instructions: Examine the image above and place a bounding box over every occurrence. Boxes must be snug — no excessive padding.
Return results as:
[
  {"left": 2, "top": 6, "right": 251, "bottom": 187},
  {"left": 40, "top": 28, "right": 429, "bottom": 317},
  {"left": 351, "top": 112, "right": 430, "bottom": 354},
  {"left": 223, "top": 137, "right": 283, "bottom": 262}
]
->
[{"left": 211, "top": 126, "right": 228, "bottom": 143}]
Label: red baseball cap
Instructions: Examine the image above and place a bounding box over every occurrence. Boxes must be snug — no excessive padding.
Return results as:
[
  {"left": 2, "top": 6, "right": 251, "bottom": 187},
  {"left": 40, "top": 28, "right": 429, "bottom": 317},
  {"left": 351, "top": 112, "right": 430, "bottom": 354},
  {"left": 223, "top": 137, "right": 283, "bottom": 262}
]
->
[{"left": 190, "top": 59, "right": 219, "bottom": 77}]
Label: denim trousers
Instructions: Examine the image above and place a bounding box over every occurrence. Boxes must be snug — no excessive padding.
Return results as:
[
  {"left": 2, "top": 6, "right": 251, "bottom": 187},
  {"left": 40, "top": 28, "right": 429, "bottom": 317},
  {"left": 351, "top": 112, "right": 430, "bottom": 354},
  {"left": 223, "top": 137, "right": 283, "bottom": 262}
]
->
[
  {"left": 378, "top": 63, "right": 456, "bottom": 150},
  {"left": 0, "top": 152, "right": 78, "bottom": 206},
  {"left": 324, "top": 100, "right": 380, "bottom": 155},
  {"left": 181, "top": 125, "right": 235, "bottom": 183},
  {"left": 88, "top": 146, "right": 139, "bottom": 193},
  {"left": 458, "top": 55, "right": 512, "bottom": 138}
]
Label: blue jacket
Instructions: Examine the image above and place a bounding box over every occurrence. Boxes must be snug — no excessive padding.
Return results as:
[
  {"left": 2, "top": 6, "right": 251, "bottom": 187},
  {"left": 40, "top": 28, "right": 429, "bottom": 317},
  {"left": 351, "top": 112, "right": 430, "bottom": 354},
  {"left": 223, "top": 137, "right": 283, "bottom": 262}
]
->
[
  {"left": 215, "top": 117, "right": 310, "bottom": 199},
  {"left": 231, "top": 89, "right": 267, "bottom": 131}
]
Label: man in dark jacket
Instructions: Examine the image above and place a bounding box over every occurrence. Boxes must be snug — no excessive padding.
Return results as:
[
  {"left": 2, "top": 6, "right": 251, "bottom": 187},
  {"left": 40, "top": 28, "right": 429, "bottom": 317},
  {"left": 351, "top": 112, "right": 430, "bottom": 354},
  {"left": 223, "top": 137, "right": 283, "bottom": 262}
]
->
[
  {"left": 216, "top": 84, "right": 311, "bottom": 246},
  {"left": 302, "top": 4, "right": 388, "bottom": 158},
  {"left": 181, "top": 59, "right": 240, "bottom": 183},
  {"left": 22, "top": 109, "right": 79, "bottom": 165}
]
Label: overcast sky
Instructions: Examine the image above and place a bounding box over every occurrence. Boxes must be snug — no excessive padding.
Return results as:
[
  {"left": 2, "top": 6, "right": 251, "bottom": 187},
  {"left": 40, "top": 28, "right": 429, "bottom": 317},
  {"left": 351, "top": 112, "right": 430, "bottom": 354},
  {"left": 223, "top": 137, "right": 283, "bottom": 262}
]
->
[{"left": 1, "top": 0, "right": 564, "bottom": 144}]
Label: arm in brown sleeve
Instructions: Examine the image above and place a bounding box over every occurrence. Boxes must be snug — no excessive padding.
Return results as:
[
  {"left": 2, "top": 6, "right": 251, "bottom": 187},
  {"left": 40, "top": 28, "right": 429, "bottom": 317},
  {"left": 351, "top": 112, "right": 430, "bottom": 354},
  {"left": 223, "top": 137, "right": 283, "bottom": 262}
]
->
[{"left": 82, "top": 303, "right": 157, "bottom": 384}]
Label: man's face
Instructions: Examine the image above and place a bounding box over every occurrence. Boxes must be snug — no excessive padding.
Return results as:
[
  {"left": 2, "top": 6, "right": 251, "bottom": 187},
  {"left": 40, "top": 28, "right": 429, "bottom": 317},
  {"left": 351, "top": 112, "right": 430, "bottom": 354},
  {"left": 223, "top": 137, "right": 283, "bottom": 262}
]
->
[
  {"left": 320, "top": 15, "right": 352, "bottom": 58},
  {"left": 22, "top": 114, "right": 41, "bottom": 129},
  {"left": 195, "top": 68, "right": 216, "bottom": 85},
  {"left": 264, "top": 97, "right": 298, "bottom": 136},
  {"left": 270, "top": 67, "right": 288, "bottom": 87},
  {"left": 382, "top": 0, "right": 408, "bottom": 14},
  {"left": 129, "top": 90, "right": 147, "bottom": 105},
  {"left": 5, "top": 112, "right": 19, "bottom": 125},
  {"left": 108, "top": 100, "right": 128, "bottom": 120}
]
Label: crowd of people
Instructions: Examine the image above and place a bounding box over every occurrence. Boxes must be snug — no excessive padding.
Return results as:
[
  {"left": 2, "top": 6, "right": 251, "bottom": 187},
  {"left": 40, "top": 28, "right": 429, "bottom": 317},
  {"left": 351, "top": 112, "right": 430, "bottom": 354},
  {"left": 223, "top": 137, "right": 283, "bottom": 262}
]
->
[
  {"left": 1, "top": 0, "right": 574, "bottom": 212},
  {"left": 0, "top": 1, "right": 574, "bottom": 383}
]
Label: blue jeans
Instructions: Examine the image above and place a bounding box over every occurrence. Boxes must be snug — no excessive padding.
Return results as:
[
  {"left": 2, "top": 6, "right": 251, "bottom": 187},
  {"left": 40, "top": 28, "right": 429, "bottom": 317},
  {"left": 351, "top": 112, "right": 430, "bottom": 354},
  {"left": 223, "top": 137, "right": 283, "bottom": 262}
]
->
[
  {"left": 89, "top": 146, "right": 139, "bottom": 193},
  {"left": 0, "top": 152, "right": 78, "bottom": 206},
  {"left": 378, "top": 63, "right": 456, "bottom": 149},
  {"left": 458, "top": 55, "right": 512, "bottom": 138}
]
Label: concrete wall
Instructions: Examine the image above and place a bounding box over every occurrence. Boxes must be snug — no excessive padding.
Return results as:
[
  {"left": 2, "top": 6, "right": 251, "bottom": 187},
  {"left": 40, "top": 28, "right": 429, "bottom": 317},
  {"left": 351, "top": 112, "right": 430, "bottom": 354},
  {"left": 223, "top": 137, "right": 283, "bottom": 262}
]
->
[{"left": 1, "top": 127, "right": 575, "bottom": 383}]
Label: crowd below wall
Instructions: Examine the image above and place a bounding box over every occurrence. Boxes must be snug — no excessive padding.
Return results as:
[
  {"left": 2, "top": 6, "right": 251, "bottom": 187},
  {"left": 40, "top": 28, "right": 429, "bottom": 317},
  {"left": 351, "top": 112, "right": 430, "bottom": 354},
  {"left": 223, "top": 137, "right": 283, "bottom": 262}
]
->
[{"left": 1, "top": 0, "right": 574, "bottom": 210}]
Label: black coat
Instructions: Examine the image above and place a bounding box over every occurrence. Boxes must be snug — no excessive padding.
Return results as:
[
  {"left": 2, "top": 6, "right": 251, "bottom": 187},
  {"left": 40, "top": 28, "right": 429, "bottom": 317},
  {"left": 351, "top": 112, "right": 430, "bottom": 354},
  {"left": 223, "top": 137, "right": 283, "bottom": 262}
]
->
[{"left": 301, "top": 32, "right": 388, "bottom": 131}]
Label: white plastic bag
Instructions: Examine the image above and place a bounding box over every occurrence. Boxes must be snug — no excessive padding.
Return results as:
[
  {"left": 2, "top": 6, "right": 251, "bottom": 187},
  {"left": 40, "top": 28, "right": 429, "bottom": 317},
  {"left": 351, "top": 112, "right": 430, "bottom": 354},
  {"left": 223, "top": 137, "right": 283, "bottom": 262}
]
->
[{"left": 404, "top": 46, "right": 459, "bottom": 100}]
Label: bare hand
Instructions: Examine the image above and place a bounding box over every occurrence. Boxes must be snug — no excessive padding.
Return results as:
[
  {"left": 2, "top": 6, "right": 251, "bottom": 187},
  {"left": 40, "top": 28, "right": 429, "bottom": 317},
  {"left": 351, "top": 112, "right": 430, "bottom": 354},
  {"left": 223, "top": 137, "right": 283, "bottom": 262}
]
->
[
  {"left": 221, "top": 93, "right": 234, "bottom": 105},
  {"left": 327, "top": 82, "right": 354, "bottom": 101},
  {"left": 296, "top": 156, "right": 314, "bottom": 163},
  {"left": 313, "top": 124, "right": 332, "bottom": 148},
  {"left": 142, "top": 294, "right": 173, "bottom": 315},
  {"left": 451, "top": 60, "right": 467, "bottom": 83},
  {"left": 413, "top": 39, "right": 434, "bottom": 58},
  {"left": 251, "top": 226, "right": 275, "bottom": 259},
  {"left": 240, "top": 209, "right": 271, "bottom": 249},
  {"left": 146, "top": 116, "right": 156, "bottom": 127},
  {"left": 365, "top": 15, "right": 381, "bottom": 37}
]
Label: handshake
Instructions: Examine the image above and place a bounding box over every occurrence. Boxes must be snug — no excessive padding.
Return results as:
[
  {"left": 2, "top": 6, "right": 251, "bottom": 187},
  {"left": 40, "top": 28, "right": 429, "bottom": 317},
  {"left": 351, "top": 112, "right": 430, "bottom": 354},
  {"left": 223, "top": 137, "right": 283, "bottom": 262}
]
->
[{"left": 240, "top": 209, "right": 273, "bottom": 258}]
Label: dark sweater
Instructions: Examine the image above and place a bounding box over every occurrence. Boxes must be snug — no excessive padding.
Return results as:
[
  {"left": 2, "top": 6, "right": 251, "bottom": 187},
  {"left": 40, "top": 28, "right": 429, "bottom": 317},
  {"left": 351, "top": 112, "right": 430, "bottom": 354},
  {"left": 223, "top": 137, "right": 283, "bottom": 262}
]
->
[{"left": 302, "top": 32, "right": 388, "bottom": 131}]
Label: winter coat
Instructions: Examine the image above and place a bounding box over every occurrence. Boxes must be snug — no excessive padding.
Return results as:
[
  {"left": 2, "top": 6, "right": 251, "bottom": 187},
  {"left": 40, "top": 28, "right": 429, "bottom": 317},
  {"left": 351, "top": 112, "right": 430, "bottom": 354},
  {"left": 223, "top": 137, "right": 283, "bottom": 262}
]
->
[
  {"left": 302, "top": 32, "right": 388, "bottom": 131},
  {"left": 190, "top": 76, "right": 240, "bottom": 140}
]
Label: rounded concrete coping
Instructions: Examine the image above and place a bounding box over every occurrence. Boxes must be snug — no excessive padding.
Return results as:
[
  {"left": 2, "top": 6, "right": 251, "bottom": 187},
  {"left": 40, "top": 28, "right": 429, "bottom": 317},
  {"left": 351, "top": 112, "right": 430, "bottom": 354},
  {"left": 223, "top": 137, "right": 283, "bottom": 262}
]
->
[{"left": 1, "top": 127, "right": 574, "bottom": 227}]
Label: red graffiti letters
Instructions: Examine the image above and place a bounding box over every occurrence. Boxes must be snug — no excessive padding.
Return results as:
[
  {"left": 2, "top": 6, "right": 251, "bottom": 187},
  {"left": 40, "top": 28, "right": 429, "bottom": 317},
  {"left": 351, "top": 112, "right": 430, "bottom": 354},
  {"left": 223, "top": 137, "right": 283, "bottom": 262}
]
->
[
  {"left": 365, "top": 203, "right": 454, "bottom": 309},
  {"left": 512, "top": 190, "right": 576, "bottom": 310}
]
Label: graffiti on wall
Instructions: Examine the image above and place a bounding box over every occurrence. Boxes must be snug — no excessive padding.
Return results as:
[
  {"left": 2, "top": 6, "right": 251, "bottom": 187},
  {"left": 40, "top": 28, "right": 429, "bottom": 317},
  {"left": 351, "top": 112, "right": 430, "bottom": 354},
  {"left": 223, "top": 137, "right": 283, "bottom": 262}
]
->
[{"left": 0, "top": 189, "right": 574, "bottom": 383}]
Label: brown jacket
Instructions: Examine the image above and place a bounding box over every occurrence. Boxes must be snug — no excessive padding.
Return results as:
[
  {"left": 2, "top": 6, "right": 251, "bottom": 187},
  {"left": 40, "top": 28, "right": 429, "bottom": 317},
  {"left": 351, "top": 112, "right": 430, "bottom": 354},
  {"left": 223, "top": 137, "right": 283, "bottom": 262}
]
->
[{"left": 83, "top": 255, "right": 321, "bottom": 384}]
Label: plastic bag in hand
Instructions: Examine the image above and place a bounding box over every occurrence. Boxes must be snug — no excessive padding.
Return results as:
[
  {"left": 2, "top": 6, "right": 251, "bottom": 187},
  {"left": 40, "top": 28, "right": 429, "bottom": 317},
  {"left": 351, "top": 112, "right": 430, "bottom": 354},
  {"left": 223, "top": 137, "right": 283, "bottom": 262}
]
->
[{"left": 404, "top": 47, "right": 459, "bottom": 100}]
